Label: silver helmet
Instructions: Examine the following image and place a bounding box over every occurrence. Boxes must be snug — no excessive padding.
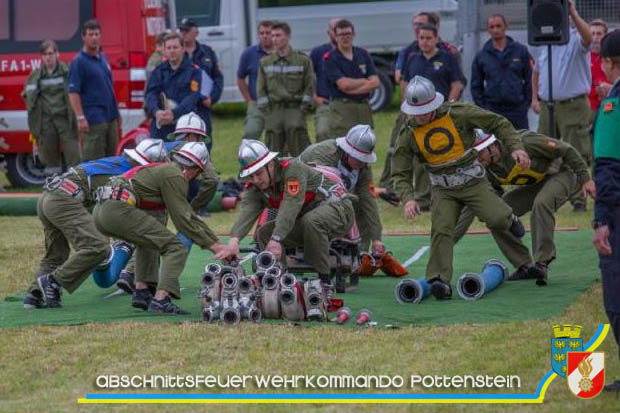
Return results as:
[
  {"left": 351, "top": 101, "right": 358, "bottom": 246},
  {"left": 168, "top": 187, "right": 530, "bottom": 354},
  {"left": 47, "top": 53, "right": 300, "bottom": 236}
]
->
[
  {"left": 172, "top": 141, "right": 209, "bottom": 170},
  {"left": 238, "top": 139, "right": 278, "bottom": 178},
  {"left": 173, "top": 111, "right": 207, "bottom": 140},
  {"left": 400, "top": 75, "right": 444, "bottom": 115},
  {"left": 124, "top": 138, "right": 168, "bottom": 165},
  {"left": 336, "top": 124, "right": 377, "bottom": 163},
  {"left": 473, "top": 128, "right": 498, "bottom": 152}
]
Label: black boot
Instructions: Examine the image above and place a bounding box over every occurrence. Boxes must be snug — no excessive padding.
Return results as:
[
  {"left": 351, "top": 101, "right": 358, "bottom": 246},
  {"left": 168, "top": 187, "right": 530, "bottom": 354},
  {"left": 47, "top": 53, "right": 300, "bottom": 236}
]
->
[
  {"left": 36, "top": 274, "right": 62, "bottom": 308},
  {"left": 132, "top": 288, "right": 153, "bottom": 310},
  {"left": 430, "top": 278, "right": 452, "bottom": 300},
  {"left": 531, "top": 262, "right": 548, "bottom": 286},
  {"left": 509, "top": 214, "right": 525, "bottom": 238},
  {"left": 507, "top": 265, "right": 537, "bottom": 281},
  {"left": 603, "top": 379, "right": 620, "bottom": 392}
]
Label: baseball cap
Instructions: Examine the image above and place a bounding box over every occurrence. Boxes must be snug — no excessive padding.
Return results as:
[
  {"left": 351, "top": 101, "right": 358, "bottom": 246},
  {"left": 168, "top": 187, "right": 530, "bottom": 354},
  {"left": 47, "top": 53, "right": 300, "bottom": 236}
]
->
[{"left": 179, "top": 18, "right": 198, "bottom": 32}]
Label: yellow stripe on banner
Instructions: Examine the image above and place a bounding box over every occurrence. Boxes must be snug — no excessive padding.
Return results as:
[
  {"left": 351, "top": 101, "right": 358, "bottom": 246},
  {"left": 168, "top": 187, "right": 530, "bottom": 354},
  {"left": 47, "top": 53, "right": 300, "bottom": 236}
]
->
[{"left": 585, "top": 324, "right": 610, "bottom": 352}]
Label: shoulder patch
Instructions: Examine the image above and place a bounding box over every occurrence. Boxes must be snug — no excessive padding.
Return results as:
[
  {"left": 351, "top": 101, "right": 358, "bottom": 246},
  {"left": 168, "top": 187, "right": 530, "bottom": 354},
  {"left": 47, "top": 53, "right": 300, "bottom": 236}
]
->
[
  {"left": 286, "top": 178, "right": 300, "bottom": 196},
  {"left": 546, "top": 139, "right": 557, "bottom": 148},
  {"left": 190, "top": 80, "right": 199, "bottom": 92},
  {"left": 323, "top": 51, "right": 332, "bottom": 60},
  {"left": 280, "top": 160, "right": 291, "bottom": 169}
]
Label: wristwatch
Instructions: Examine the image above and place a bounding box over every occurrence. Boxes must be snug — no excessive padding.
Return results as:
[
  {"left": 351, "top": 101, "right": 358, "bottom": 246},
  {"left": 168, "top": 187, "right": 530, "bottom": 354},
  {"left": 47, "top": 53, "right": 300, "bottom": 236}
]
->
[
  {"left": 270, "top": 234, "right": 282, "bottom": 243},
  {"left": 77, "top": 115, "right": 86, "bottom": 121},
  {"left": 592, "top": 220, "right": 608, "bottom": 230}
]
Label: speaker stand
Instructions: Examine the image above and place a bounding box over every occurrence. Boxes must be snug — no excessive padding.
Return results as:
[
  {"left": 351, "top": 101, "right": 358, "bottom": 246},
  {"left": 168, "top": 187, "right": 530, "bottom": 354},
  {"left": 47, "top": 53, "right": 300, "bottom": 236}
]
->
[{"left": 546, "top": 44, "right": 556, "bottom": 138}]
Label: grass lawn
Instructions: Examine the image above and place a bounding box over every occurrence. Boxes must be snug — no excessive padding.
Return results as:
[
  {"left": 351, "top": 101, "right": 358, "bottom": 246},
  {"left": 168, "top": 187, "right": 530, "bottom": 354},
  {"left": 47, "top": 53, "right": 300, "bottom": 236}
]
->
[{"left": 0, "top": 106, "right": 616, "bottom": 412}]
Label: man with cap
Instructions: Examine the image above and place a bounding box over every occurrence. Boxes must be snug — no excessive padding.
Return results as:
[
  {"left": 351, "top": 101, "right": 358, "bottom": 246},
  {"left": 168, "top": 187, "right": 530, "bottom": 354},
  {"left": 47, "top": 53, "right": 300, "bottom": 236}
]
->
[
  {"left": 93, "top": 142, "right": 230, "bottom": 315},
  {"left": 257, "top": 21, "right": 314, "bottom": 156},
  {"left": 115, "top": 111, "right": 221, "bottom": 294},
  {"left": 454, "top": 129, "right": 595, "bottom": 286},
  {"left": 26, "top": 139, "right": 168, "bottom": 309},
  {"left": 179, "top": 18, "right": 224, "bottom": 138},
  {"left": 392, "top": 75, "right": 531, "bottom": 299},
  {"left": 300, "top": 124, "right": 384, "bottom": 253},
  {"left": 145, "top": 32, "right": 202, "bottom": 140},
  {"left": 221, "top": 139, "right": 355, "bottom": 288},
  {"left": 591, "top": 29, "right": 620, "bottom": 392}
]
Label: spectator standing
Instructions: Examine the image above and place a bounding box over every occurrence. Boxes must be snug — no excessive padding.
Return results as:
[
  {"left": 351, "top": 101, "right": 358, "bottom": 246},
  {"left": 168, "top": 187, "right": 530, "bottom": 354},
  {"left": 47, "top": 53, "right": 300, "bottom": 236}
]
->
[
  {"left": 24, "top": 40, "right": 80, "bottom": 175},
  {"left": 146, "top": 31, "right": 168, "bottom": 83},
  {"left": 531, "top": 0, "right": 592, "bottom": 212},
  {"left": 325, "top": 19, "right": 379, "bottom": 139},
  {"left": 591, "top": 29, "right": 620, "bottom": 393},
  {"left": 471, "top": 14, "right": 532, "bottom": 129},
  {"left": 179, "top": 18, "right": 224, "bottom": 138},
  {"left": 68, "top": 19, "right": 119, "bottom": 162},
  {"left": 310, "top": 18, "right": 341, "bottom": 142},
  {"left": 257, "top": 21, "right": 314, "bottom": 156},
  {"left": 588, "top": 19, "right": 611, "bottom": 113},
  {"left": 237, "top": 20, "right": 274, "bottom": 140},
  {"left": 144, "top": 32, "right": 202, "bottom": 142}
]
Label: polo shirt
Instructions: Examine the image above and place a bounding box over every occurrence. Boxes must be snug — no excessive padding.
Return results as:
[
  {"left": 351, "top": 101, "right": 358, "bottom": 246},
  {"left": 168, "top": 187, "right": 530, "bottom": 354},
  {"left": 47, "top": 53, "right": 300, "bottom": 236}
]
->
[
  {"left": 324, "top": 46, "right": 377, "bottom": 101},
  {"left": 402, "top": 48, "right": 461, "bottom": 98},
  {"left": 310, "top": 42, "right": 334, "bottom": 99},
  {"left": 237, "top": 44, "right": 269, "bottom": 101}
]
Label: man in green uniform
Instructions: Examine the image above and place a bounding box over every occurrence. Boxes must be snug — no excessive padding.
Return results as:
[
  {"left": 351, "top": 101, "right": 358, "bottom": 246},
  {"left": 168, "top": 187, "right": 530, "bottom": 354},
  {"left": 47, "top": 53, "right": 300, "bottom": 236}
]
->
[
  {"left": 26, "top": 139, "right": 167, "bottom": 309},
  {"left": 221, "top": 139, "right": 355, "bottom": 286},
  {"left": 392, "top": 75, "right": 531, "bottom": 299},
  {"left": 257, "top": 21, "right": 314, "bottom": 156},
  {"left": 24, "top": 40, "right": 80, "bottom": 174},
  {"left": 299, "top": 124, "right": 384, "bottom": 254},
  {"left": 454, "top": 129, "right": 595, "bottom": 285},
  {"left": 116, "top": 112, "right": 220, "bottom": 294},
  {"left": 93, "top": 142, "right": 229, "bottom": 315}
]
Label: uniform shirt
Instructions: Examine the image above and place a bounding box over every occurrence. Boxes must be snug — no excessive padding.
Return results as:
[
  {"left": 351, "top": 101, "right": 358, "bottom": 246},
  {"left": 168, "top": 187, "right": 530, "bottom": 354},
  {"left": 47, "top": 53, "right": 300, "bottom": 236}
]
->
[
  {"left": 324, "top": 46, "right": 377, "bottom": 101},
  {"left": 37, "top": 64, "right": 70, "bottom": 116},
  {"left": 594, "top": 77, "right": 620, "bottom": 226},
  {"left": 68, "top": 50, "right": 119, "bottom": 125},
  {"left": 470, "top": 36, "right": 532, "bottom": 110},
  {"left": 145, "top": 55, "right": 202, "bottom": 139},
  {"left": 230, "top": 158, "right": 325, "bottom": 241},
  {"left": 534, "top": 28, "right": 591, "bottom": 101},
  {"left": 391, "top": 102, "right": 523, "bottom": 203},
  {"left": 399, "top": 40, "right": 466, "bottom": 84},
  {"left": 188, "top": 41, "right": 224, "bottom": 103},
  {"left": 402, "top": 48, "right": 461, "bottom": 98},
  {"left": 310, "top": 42, "right": 334, "bottom": 99},
  {"left": 487, "top": 130, "right": 590, "bottom": 187},
  {"left": 299, "top": 139, "right": 382, "bottom": 241},
  {"left": 237, "top": 44, "right": 269, "bottom": 101},
  {"left": 256, "top": 46, "right": 314, "bottom": 108},
  {"left": 119, "top": 163, "right": 219, "bottom": 249},
  {"left": 589, "top": 51, "right": 610, "bottom": 110}
]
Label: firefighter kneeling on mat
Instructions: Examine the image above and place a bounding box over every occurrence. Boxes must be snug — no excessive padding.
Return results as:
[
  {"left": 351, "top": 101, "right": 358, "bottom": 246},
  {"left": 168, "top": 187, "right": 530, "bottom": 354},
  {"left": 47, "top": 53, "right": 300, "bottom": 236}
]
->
[
  {"left": 392, "top": 75, "right": 532, "bottom": 300},
  {"left": 93, "top": 142, "right": 231, "bottom": 315},
  {"left": 299, "top": 124, "right": 407, "bottom": 277},
  {"left": 220, "top": 139, "right": 356, "bottom": 293},
  {"left": 25, "top": 139, "right": 168, "bottom": 309}
]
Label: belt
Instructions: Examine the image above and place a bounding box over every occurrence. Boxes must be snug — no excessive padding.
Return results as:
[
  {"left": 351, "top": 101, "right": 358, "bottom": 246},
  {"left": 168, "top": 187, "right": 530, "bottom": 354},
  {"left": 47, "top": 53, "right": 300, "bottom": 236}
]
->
[
  {"left": 428, "top": 162, "right": 486, "bottom": 188},
  {"left": 271, "top": 101, "right": 302, "bottom": 108},
  {"left": 331, "top": 97, "right": 368, "bottom": 104},
  {"left": 542, "top": 94, "right": 586, "bottom": 104},
  {"left": 45, "top": 177, "right": 85, "bottom": 202}
]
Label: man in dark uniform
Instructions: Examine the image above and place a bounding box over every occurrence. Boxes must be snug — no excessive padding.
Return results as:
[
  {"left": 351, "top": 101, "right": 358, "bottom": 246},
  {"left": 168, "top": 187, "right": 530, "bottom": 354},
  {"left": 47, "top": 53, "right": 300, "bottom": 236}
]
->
[
  {"left": 310, "top": 18, "right": 341, "bottom": 142},
  {"left": 145, "top": 32, "right": 202, "bottom": 141},
  {"left": 324, "top": 19, "right": 379, "bottom": 139},
  {"left": 591, "top": 29, "right": 620, "bottom": 392},
  {"left": 180, "top": 18, "right": 224, "bottom": 138},
  {"left": 471, "top": 14, "right": 532, "bottom": 129}
]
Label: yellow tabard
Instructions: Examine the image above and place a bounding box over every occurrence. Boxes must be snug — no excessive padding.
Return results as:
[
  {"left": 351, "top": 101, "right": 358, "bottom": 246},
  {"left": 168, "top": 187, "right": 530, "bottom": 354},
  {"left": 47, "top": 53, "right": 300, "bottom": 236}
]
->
[
  {"left": 496, "top": 165, "right": 546, "bottom": 185},
  {"left": 411, "top": 114, "right": 465, "bottom": 165}
]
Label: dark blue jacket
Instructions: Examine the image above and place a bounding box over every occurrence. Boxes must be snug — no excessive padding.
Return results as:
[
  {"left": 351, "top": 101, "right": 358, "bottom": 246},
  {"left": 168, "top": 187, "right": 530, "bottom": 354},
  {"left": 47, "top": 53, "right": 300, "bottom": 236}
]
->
[
  {"left": 190, "top": 41, "right": 224, "bottom": 104},
  {"left": 145, "top": 55, "right": 202, "bottom": 139},
  {"left": 471, "top": 37, "right": 532, "bottom": 110},
  {"left": 594, "top": 80, "right": 620, "bottom": 226}
]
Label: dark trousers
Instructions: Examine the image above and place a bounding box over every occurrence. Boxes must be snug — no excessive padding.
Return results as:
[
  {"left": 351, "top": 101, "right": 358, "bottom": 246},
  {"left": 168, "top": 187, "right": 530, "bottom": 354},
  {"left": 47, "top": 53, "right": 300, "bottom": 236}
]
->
[
  {"left": 487, "top": 105, "right": 529, "bottom": 130},
  {"left": 599, "top": 208, "right": 620, "bottom": 378}
]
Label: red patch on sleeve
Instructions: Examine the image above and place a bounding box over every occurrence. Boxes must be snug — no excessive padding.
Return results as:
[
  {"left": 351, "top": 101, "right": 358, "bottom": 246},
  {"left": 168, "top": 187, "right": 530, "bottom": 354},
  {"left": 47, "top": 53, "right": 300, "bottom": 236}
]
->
[
  {"left": 286, "top": 178, "right": 300, "bottom": 196},
  {"left": 604, "top": 102, "right": 614, "bottom": 112}
]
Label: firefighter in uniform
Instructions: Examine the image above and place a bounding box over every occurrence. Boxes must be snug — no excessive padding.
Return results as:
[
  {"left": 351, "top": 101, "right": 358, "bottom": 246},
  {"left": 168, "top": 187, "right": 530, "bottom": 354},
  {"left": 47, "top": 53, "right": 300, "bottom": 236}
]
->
[
  {"left": 591, "top": 29, "right": 620, "bottom": 392},
  {"left": 116, "top": 112, "right": 221, "bottom": 294},
  {"left": 25, "top": 139, "right": 167, "bottom": 309},
  {"left": 256, "top": 21, "right": 314, "bottom": 156},
  {"left": 222, "top": 139, "right": 355, "bottom": 286},
  {"left": 93, "top": 142, "right": 229, "bottom": 315},
  {"left": 24, "top": 40, "right": 80, "bottom": 174},
  {"left": 392, "top": 76, "right": 531, "bottom": 299},
  {"left": 299, "top": 124, "right": 384, "bottom": 253},
  {"left": 454, "top": 129, "right": 595, "bottom": 285}
]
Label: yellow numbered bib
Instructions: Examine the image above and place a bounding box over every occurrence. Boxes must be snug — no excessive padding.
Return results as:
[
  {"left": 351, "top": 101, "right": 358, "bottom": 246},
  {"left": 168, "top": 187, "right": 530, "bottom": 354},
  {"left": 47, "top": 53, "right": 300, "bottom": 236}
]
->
[
  {"left": 497, "top": 165, "right": 546, "bottom": 185},
  {"left": 412, "top": 114, "right": 465, "bottom": 165}
]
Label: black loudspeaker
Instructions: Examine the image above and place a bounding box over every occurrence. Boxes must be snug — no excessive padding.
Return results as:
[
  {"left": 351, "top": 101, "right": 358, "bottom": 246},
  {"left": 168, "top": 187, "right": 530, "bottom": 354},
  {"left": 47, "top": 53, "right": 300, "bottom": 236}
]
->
[{"left": 527, "top": 0, "right": 570, "bottom": 45}]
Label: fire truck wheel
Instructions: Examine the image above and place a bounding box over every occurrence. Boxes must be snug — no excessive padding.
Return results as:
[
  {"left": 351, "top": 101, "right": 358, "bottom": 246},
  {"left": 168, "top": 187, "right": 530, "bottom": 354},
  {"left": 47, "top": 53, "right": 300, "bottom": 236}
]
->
[{"left": 5, "top": 153, "right": 47, "bottom": 188}]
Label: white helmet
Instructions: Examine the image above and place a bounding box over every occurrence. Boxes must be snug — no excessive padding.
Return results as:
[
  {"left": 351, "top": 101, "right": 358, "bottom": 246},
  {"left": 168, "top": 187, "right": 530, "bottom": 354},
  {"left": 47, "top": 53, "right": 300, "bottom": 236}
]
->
[
  {"left": 336, "top": 124, "right": 377, "bottom": 163},
  {"left": 238, "top": 139, "right": 278, "bottom": 178},
  {"left": 173, "top": 112, "right": 207, "bottom": 141},
  {"left": 124, "top": 138, "right": 168, "bottom": 165},
  {"left": 400, "top": 75, "right": 444, "bottom": 116},
  {"left": 172, "top": 141, "right": 209, "bottom": 170},
  {"left": 473, "top": 128, "right": 498, "bottom": 152}
]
